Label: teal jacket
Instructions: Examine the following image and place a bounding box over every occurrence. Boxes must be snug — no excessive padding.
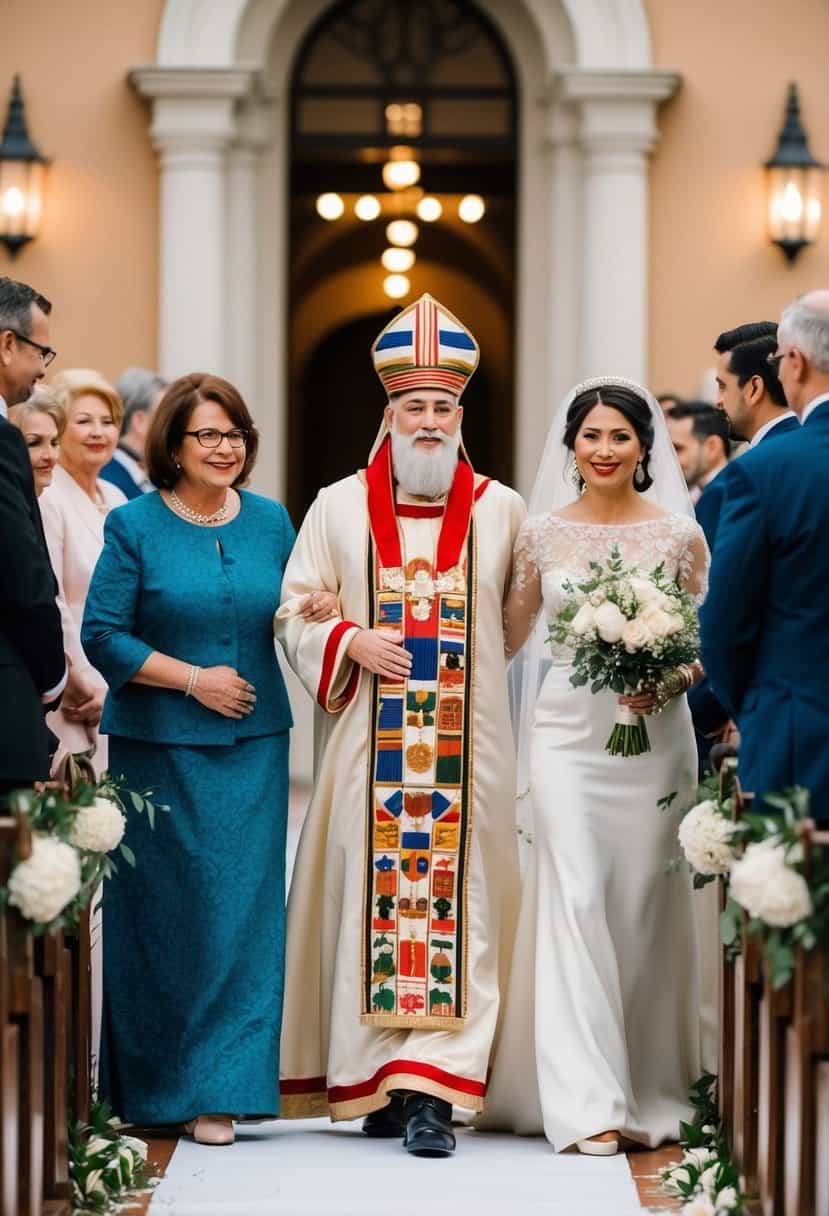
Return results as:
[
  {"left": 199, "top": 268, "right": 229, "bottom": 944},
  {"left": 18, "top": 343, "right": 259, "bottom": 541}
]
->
[{"left": 82, "top": 490, "right": 294, "bottom": 746}]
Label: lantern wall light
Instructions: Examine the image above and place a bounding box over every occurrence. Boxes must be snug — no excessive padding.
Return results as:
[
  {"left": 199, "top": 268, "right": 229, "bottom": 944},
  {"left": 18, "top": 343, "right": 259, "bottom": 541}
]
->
[
  {"left": 0, "top": 75, "right": 49, "bottom": 257},
  {"left": 766, "top": 83, "right": 825, "bottom": 263}
]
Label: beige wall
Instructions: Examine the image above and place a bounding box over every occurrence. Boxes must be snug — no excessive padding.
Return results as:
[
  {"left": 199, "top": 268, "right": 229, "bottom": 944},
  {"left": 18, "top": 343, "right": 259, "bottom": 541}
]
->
[
  {"left": 0, "top": 1, "right": 164, "bottom": 382},
  {"left": 647, "top": 0, "right": 829, "bottom": 396},
  {"left": 4, "top": 1, "right": 829, "bottom": 404}
]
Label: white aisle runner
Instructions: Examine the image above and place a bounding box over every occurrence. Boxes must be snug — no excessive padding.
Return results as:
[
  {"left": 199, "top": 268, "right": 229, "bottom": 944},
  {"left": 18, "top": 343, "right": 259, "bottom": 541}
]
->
[{"left": 148, "top": 1118, "right": 644, "bottom": 1215}]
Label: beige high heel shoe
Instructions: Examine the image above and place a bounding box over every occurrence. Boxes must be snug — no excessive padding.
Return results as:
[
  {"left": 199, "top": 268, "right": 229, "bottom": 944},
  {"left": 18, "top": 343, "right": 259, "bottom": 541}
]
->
[
  {"left": 184, "top": 1114, "right": 235, "bottom": 1146},
  {"left": 576, "top": 1131, "right": 619, "bottom": 1156}
]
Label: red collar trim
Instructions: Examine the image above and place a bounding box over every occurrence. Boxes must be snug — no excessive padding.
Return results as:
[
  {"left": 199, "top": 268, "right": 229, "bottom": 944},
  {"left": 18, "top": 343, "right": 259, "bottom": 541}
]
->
[
  {"left": 395, "top": 503, "right": 444, "bottom": 518},
  {"left": 365, "top": 436, "right": 475, "bottom": 573}
]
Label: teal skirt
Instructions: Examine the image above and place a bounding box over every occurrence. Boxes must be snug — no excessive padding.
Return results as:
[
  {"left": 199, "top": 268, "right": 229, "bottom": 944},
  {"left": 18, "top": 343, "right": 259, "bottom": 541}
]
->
[{"left": 100, "top": 733, "right": 289, "bottom": 1125}]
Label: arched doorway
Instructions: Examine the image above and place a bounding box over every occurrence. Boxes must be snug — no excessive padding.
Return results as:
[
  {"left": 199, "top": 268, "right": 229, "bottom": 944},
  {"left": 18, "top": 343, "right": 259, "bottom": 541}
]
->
[{"left": 287, "top": 0, "right": 517, "bottom": 520}]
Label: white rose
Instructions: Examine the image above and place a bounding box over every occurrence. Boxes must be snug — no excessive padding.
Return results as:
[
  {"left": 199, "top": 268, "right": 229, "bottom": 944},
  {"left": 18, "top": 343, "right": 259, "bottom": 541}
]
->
[
  {"left": 621, "top": 616, "right": 653, "bottom": 653},
  {"left": 7, "top": 834, "right": 82, "bottom": 924},
  {"left": 699, "top": 1164, "right": 720, "bottom": 1194},
  {"left": 119, "top": 1134, "right": 148, "bottom": 1161},
  {"left": 571, "top": 602, "right": 596, "bottom": 637},
  {"left": 592, "top": 600, "right": 627, "bottom": 643},
  {"left": 640, "top": 603, "right": 674, "bottom": 640},
  {"left": 664, "top": 612, "right": 686, "bottom": 635},
  {"left": 684, "top": 1146, "right": 716, "bottom": 1170},
  {"left": 663, "top": 1166, "right": 692, "bottom": 1193},
  {"left": 683, "top": 1199, "right": 715, "bottom": 1216},
  {"left": 715, "top": 1186, "right": 738, "bottom": 1212},
  {"left": 69, "top": 797, "right": 126, "bottom": 854},
  {"left": 589, "top": 589, "right": 607, "bottom": 607},
  {"left": 630, "top": 576, "right": 663, "bottom": 608},
  {"left": 729, "top": 841, "right": 812, "bottom": 925},
  {"left": 678, "top": 801, "right": 735, "bottom": 875}
]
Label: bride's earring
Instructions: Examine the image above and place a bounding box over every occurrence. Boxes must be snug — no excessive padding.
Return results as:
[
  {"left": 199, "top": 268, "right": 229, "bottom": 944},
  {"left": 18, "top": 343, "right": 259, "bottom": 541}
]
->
[
  {"left": 634, "top": 459, "right": 646, "bottom": 488},
  {"left": 569, "top": 458, "right": 584, "bottom": 490}
]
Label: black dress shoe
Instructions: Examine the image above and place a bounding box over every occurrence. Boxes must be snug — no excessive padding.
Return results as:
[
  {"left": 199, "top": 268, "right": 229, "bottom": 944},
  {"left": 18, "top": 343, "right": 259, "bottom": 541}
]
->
[
  {"left": 362, "top": 1093, "right": 406, "bottom": 1138},
  {"left": 403, "top": 1094, "right": 456, "bottom": 1158}
]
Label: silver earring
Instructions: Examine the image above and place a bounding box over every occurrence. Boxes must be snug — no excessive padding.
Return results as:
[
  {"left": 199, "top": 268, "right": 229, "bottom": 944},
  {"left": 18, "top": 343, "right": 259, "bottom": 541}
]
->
[
  {"left": 175, "top": 460, "right": 181, "bottom": 471},
  {"left": 634, "top": 460, "right": 645, "bottom": 487},
  {"left": 569, "top": 457, "right": 583, "bottom": 490}
]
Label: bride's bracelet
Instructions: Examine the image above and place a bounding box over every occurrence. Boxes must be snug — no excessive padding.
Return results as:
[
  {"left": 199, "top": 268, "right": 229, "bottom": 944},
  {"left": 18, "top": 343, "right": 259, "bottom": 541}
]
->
[{"left": 653, "top": 663, "right": 696, "bottom": 712}]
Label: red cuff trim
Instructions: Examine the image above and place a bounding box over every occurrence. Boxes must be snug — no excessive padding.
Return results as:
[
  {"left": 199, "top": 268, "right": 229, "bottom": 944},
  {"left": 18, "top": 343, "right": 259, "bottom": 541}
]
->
[
  {"left": 327, "top": 1060, "right": 486, "bottom": 1104},
  {"left": 317, "top": 620, "right": 359, "bottom": 710}
]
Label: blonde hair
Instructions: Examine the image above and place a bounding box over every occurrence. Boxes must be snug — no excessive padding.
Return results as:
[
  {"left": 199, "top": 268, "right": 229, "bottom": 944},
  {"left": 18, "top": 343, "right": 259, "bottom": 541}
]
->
[
  {"left": 50, "top": 368, "right": 124, "bottom": 428},
  {"left": 8, "top": 385, "right": 66, "bottom": 437}
]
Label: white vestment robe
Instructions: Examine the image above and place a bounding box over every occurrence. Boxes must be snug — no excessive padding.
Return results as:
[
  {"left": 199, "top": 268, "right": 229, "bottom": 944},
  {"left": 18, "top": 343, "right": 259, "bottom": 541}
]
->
[{"left": 276, "top": 462, "right": 525, "bottom": 1120}]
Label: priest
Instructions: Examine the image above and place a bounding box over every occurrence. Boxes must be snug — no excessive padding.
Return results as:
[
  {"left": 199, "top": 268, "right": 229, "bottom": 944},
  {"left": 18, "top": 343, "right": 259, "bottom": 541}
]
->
[{"left": 275, "top": 294, "right": 525, "bottom": 1158}]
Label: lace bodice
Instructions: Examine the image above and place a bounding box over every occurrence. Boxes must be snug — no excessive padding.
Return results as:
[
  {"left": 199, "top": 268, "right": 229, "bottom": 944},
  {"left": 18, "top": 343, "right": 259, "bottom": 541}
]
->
[{"left": 504, "top": 512, "right": 709, "bottom": 659}]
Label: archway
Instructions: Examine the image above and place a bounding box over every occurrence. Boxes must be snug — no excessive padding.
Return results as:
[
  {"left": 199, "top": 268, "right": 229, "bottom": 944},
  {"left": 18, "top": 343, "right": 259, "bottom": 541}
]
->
[
  {"left": 133, "top": 0, "right": 677, "bottom": 501},
  {"left": 287, "top": 0, "right": 516, "bottom": 518}
]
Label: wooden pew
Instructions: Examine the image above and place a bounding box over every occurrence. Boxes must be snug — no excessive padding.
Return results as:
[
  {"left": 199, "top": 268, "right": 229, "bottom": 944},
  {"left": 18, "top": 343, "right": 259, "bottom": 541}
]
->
[
  {"left": 757, "top": 960, "right": 793, "bottom": 1215},
  {"left": 784, "top": 823, "right": 829, "bottom": 1216},
  {"left": 717, "top": 758, "right": 738, "bottom": 1146}
]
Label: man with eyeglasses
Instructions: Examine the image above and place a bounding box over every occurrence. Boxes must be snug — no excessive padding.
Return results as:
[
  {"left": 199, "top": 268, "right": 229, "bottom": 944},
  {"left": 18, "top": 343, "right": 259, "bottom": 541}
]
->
[
  {"left": 702, "top": 290, "right": 829, "bottom": 823},
  {"left": 0, "top": 276, "right": 66, "bottom": 805}
]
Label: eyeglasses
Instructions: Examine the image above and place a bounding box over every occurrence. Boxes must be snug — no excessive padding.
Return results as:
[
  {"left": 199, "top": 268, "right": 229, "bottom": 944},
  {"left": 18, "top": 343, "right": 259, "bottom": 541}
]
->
[
  {"left": 5, "top": 328, "right": 57, "bottom": 367},
  {"left": 183, "top": 427, "right": 248, "bottom": 449},
  {"left": 767, "top": 350, "right": 788, "bottom": 371}
]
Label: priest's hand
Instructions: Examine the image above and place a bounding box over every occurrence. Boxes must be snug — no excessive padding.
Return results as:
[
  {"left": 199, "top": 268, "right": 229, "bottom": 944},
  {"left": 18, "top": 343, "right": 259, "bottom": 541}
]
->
[
  {"left": 192, "top": 665, "right": 257, "bottom": 719},
  {"left": 346, "top": 630, "right": 412, "bottom": 679}
]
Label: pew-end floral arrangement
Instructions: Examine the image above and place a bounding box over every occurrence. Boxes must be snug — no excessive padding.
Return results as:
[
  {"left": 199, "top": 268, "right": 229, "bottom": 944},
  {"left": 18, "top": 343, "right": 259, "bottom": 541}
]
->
[
  {"left": 660, "top": 1072, "right": 745, "bottom": 1214},
  {"left": 666, "top": 779, "right": 827, "bottom": 989},
  {"left": 1, "top": 771, "right": 167, "bottom": 934},
  {"left": 70, "top": 1099, "right": 157, "bottom": 1214},
  {"left": 548, "top": 544, "right": 699, "bottom": 757}
]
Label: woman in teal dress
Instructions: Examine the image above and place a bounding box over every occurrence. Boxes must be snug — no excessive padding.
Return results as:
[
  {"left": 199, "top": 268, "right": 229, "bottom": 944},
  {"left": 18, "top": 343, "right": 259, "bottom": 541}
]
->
[{"left": 82, "top": 373, "right": 298, "bottom": 1146}]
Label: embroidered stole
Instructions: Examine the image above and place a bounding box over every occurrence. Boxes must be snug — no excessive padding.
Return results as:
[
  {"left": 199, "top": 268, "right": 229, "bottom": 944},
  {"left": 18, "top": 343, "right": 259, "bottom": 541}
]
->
[{"left": 361, "top": 437, "right": 476, "bottom": 1030}]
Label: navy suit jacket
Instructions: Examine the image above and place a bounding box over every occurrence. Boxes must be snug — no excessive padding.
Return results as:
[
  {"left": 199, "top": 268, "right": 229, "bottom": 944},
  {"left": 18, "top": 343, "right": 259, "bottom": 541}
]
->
[{"left": 701, "top": 403, "right": 829, "bottom": 819}]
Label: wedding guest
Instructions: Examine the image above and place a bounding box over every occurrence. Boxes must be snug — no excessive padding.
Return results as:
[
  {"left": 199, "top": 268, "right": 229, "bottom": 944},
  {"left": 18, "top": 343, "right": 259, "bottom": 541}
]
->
[
  {"left": 100, "top": 367, "right": 166, "bottom": 500},
  {"left": 0, "top": 277, "right": 65, "bottom": 803},
  {"left": 713, "top": 322, "right": 798, "bottom": 447},
  {"left": 82, "top": 373, "right": 295, "bottom": 1145},
  {"left": 656, "top": 391, "right": 683, "bottom": 415},
  {"left": 9, "top": 385, "right": 63, "bottom": 495},
  {"left": 703, "top": 290, "right": 829, "bottom": 822},
  {"left": 39, "top": 369, "right": 126, "bottom": 771},
  {"left": 666, "top": 402, "right": 730, "bottom": 542}
]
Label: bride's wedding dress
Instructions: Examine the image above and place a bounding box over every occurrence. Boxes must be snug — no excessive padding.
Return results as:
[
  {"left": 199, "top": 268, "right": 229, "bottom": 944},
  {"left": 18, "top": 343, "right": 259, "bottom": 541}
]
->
[{"left": 481, "top": 511, "right": 708, "bottom": 1150}]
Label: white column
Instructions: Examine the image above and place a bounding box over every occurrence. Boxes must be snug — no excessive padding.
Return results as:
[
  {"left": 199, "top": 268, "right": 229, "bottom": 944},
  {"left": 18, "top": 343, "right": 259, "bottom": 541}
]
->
[
  {"left": 559, "top": 70, "right": 679, "bottom": 384},
  {"left": 546, "top": 98, "right": 583, "bottom": 412},
  {"left": 226, "top": 101, "right": 271, "bottom": 403},
  {"left": 130, "top": 68, "right": 255, "bottom": 379}
]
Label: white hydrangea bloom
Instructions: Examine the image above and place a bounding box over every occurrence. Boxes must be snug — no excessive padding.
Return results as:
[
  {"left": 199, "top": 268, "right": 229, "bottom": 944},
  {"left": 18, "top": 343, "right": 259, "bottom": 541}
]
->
[
  {"left": 678, "top": 802, "right": 735, "bottom": 875},
  {"left": 715, "top": 1185, "right": 739, "bottom": 1211},
  {"left": 683, "top": 1198, "right": 715, "bottom": 1216},
  {"left": 69, "top": 796, "right": 126, "bottom": 854},
  {"left": 7, "top": 834, "right": 81, "bottom": 924},
  {"left": 730, "top": 841, "right": 813, "bottom": 926}
]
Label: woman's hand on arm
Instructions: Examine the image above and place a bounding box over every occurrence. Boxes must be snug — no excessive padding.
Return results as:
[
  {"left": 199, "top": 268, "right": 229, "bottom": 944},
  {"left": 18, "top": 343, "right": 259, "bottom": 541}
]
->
[
  {"left": 299, "top": 590, "right": 339, "bottom": 622},
  {"left": 133, "top": 652, "right": 256, "bottom": 720}
]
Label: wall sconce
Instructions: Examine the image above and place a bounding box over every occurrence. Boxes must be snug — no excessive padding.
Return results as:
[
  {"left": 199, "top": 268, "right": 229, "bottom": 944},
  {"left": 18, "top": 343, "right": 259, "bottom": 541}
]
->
[
  {"left": 0, "top": 76, "right": 48, "bottom": 257},
  {"left": 766, "top": 83, "right": 824, "bottom": 263}
]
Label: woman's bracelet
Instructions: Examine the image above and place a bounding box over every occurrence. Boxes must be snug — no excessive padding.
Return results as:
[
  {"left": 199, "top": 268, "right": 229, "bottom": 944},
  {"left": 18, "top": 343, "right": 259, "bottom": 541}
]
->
[
  {"left": 184, "top": 664, "right": 201, "bottom": 697},
  {"left": 653, "top": 664, "right": 694, "bottom": 712}
]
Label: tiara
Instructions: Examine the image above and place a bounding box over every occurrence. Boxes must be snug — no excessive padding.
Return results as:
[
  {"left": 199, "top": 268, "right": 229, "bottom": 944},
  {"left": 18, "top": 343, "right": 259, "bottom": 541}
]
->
[{"left": 570, "top": 375, "right": 650, "bottom": 398}]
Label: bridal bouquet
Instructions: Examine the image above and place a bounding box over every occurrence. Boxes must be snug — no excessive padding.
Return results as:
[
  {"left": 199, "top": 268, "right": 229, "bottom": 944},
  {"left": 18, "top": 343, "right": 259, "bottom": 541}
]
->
[{"left": 548, "top": 545, "right": 700, "bottom": 757}]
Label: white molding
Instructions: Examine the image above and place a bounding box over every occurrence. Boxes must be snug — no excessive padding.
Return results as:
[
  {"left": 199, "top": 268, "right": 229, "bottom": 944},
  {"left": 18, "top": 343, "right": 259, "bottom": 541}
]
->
[
  {"left": 130, "top": 65, "right": 256, "bottom": 99},
  {"left": 558, "top": 68, "right": 680, "bottom": 103}
]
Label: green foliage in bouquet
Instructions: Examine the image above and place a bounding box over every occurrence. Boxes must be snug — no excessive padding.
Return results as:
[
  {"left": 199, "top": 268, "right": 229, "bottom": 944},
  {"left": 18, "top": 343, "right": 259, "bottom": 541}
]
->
[{"left": 70, "top": 1099, "right": 155, "bottom": 1213}]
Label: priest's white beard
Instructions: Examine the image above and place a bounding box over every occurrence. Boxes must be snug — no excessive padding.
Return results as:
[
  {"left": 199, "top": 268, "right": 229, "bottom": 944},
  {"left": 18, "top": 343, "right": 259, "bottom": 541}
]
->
[{"left": 390, "top": 423, "right": 461, "bottom": 499}]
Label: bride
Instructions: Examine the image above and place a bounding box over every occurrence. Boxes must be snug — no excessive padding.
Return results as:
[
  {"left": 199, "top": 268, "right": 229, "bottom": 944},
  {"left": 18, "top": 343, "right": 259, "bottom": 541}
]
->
[{"left": 481, "top": 377, "right": 709, "bottom": 1155}]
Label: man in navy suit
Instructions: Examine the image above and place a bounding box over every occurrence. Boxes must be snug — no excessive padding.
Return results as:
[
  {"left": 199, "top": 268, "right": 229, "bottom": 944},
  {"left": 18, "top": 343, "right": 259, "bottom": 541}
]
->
[
  {"left": 702, "top": 291, "right": 829, "bottom": 821},
  {"left": 714, "top": 321, "right": 799, "bottom": 453},
  {"left": 99, "top": 367, "right": 166, "bottom": 500}
]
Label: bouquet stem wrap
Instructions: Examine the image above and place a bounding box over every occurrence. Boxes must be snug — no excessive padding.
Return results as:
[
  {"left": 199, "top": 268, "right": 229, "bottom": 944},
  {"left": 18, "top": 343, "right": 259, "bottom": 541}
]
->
[{"left": 607, "top": 698, "right": 651, "bottom": 757}]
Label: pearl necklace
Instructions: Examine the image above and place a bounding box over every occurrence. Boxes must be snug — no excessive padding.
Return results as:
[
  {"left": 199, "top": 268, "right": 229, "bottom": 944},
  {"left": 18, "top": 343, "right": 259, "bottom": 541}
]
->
[{"left": 170, "top": 488, "right": 229, "bottom": 525}]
